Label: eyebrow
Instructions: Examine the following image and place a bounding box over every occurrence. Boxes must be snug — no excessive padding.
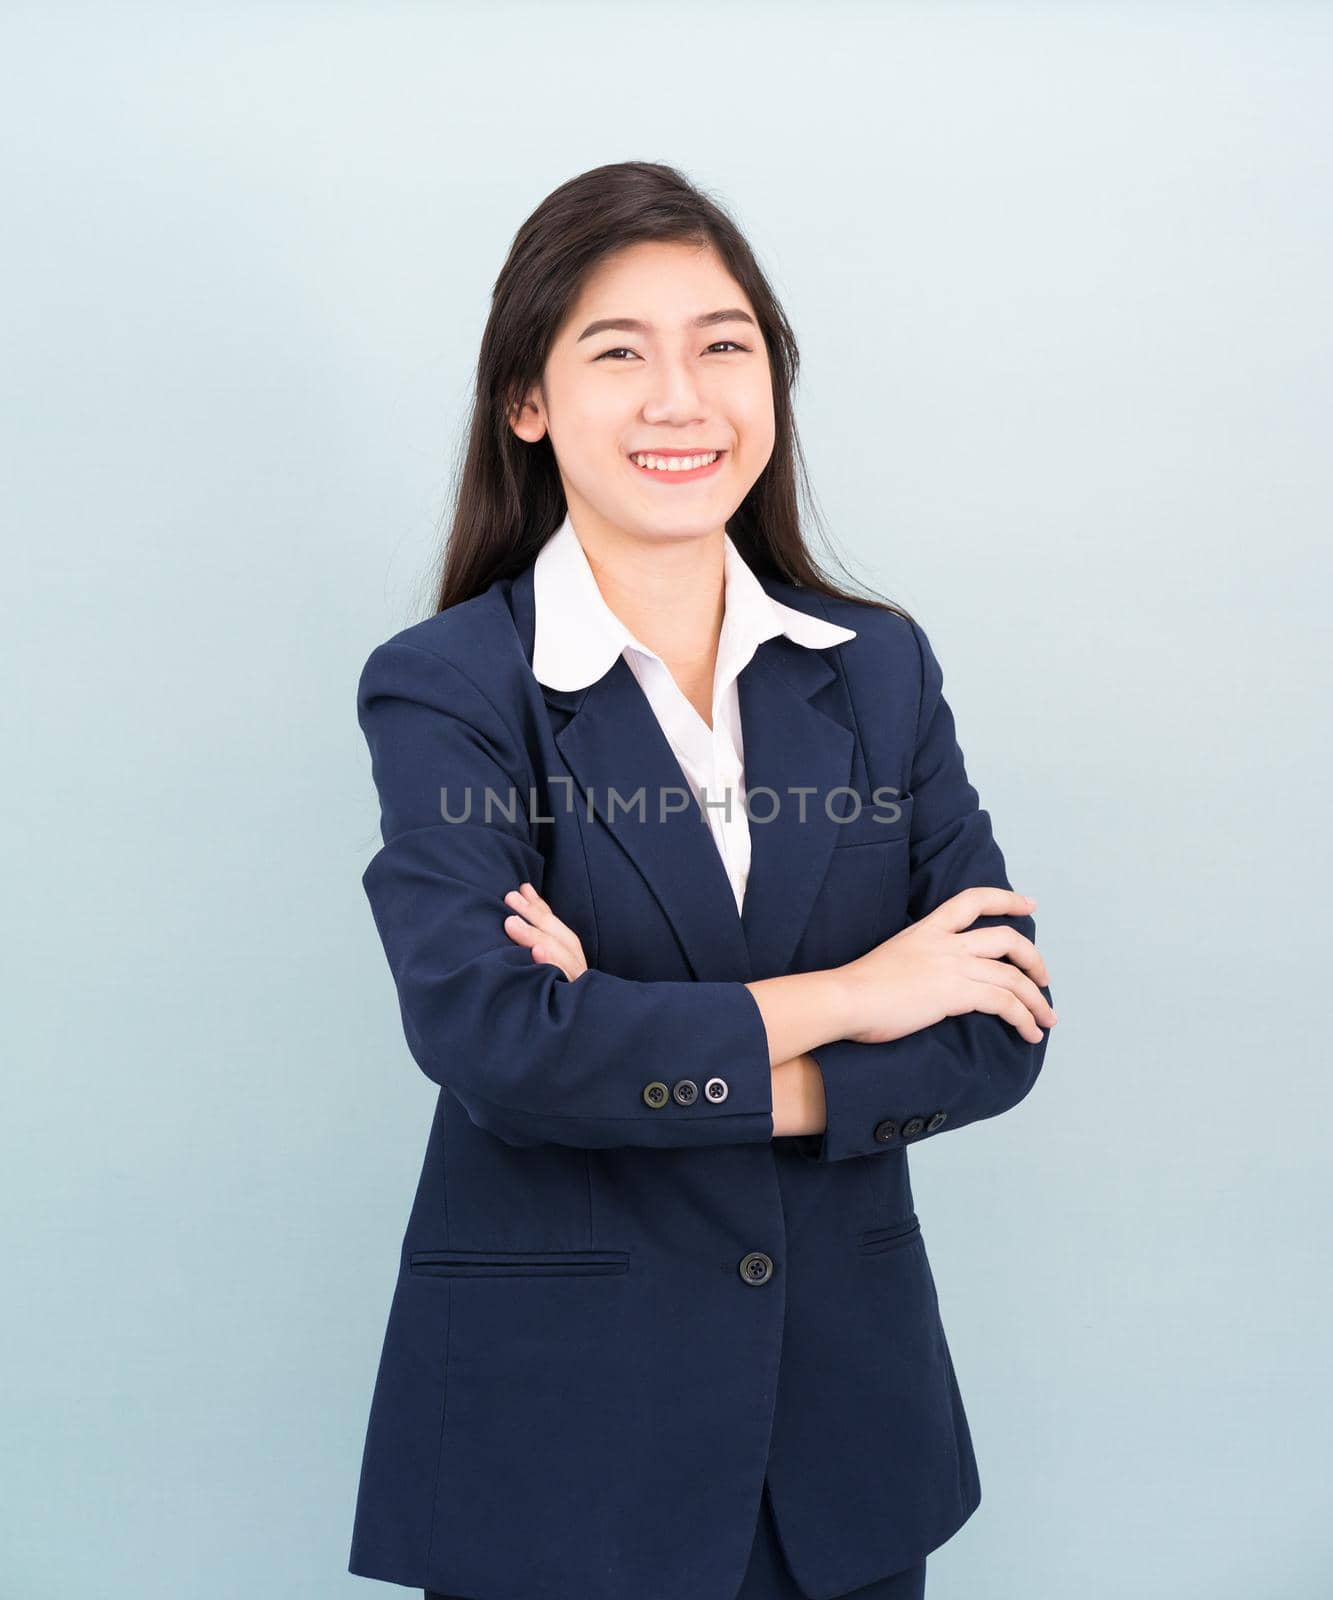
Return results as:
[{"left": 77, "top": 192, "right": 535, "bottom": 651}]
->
[{"left": 575, "top": 308, "right": 757, "bottom": 343}]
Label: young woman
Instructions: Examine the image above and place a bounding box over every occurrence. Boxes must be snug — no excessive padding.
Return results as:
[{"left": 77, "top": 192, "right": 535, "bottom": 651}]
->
[{"left": 348, "top": 161, "right": 1056, "bottom": 1600}]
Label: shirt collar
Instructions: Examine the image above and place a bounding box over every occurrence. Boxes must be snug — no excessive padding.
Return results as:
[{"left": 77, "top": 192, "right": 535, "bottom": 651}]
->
[{"left": 530, "top": 510, "right": 856, "bottom": 692}]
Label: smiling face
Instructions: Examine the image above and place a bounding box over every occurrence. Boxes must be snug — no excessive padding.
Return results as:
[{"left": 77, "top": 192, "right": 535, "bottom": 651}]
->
[{"left": 508, "top": 238, "right": 775, "bottom": 547}]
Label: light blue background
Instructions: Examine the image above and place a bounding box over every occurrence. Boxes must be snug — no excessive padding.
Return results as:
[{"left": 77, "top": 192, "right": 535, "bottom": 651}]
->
[{"left": 3, "top": 4, "right": 1330, "bottom": 1596}]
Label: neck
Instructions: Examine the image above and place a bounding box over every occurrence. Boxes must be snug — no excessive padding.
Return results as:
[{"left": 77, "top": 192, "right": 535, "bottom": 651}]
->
[{"left": 566, "top": 499, "right": 728, "bottom": 692}]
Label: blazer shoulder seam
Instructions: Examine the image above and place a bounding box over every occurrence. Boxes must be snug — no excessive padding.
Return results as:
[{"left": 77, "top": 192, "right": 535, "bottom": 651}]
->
[{"left": 379, "top": 635, "right": 521, "bottom": 745}]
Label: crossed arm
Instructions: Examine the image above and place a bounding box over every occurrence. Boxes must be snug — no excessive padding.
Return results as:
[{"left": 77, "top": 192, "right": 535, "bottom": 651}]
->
[
  {"left": 358, "top": 620, "right": 1056, "bottom": 1160},
  {"left": 501, "top": 875, "right": 1054, "bottom": 1150}
]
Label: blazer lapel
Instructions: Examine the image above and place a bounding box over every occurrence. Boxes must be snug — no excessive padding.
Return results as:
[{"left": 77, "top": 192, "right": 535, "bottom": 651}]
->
[
  {"left": 506, "top": 562, "right": 856, "bottom": 985},
  {"left": 735, "top": 631, "right": 855, "bottom": 980},
  {"left": 555, "top": 658, "right": 756, "bottom": 983}
]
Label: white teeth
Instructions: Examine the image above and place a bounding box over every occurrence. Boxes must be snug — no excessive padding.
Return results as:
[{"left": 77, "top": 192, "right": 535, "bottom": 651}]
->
[{"left": 632, "top": 451, "right": 719, "bottom": 472}]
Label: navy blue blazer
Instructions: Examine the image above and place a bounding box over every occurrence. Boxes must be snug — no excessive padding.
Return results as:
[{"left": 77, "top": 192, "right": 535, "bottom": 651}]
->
[{"left": 348, "top": 556, "right": 1052, "bottom": 1599}]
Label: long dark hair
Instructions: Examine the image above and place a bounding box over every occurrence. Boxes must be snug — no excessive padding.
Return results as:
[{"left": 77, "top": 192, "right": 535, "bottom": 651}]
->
[{"left": 431, "top": 160, "right": 911, "bottom": 624}]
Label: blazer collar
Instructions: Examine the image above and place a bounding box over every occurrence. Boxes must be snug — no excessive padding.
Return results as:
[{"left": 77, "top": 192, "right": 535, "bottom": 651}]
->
[{"left": 507, "top": 541, "right": 858, "bottom": 984}]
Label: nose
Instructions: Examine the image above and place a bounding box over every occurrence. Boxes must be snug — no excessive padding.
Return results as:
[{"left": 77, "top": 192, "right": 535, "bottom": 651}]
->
[{"left": 640, "top": 358, "right": 707, "bottom": 425}]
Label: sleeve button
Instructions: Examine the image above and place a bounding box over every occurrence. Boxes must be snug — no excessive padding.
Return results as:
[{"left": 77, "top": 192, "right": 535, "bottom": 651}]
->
[{"left": 642, "top": 1081, "right": 669, "bottom": 1109}]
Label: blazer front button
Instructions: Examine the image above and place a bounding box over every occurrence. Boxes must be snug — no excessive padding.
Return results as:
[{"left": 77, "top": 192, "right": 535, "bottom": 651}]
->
[
  {"left": 902, "top": 1116, "right": 926, "bottom": 1137},
  {"left": 672, "top": 1078, "right": 699, "bottom": 1105},
  {"left": 926, "top": 1111, "right": 947, "bottom": 1132},
  {"left": 738, "top": 1251, "right": 773, "bottom": 1285},
  {"left": 642, "top": 1081, "right": 670, "bottom": 1109},
  {"left": 703, "top": 1076, "right": 729, "bottom": 1103},
  {"left": 873, "top": 1119, "right": 898, "bottom": 1142}
]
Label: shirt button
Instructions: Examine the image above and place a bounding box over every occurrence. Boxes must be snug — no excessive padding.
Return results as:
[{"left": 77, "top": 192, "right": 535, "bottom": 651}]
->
[{"left": 738, "top": 1252, "right": 773, "bottom": 1286}]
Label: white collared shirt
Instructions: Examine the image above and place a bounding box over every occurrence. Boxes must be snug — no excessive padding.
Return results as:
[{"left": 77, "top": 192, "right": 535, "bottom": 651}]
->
[{"left": 531, "top": 511, "right": 856, "bottom": 914}]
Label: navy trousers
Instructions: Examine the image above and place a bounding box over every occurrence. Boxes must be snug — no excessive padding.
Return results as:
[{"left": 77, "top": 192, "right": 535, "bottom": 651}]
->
[{"left": 424, "top": 1477, "right": 928, "bottom": 1600}]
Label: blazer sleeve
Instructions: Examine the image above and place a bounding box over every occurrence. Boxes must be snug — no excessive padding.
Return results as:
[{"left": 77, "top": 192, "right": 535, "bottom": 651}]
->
[
  {"left": 799, "top": 618, "right": 1054, "bottom": 1163},
  {"left": 356, "top": 636, "right": 776, "bottom": 1150}
]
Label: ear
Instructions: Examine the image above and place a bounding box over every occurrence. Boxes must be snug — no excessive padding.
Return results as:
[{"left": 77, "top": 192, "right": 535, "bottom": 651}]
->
[{"left": 507, "top": 382, "right": 548, "bottom": 445}]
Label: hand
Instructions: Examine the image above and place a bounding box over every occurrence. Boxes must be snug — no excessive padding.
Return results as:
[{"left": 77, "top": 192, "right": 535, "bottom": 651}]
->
[
  {"left": 838, "top": 887, "right": 1057, "bottom": 1046},
  {"left": 501, "top": 881, "right": 588, "bottom": 982}
]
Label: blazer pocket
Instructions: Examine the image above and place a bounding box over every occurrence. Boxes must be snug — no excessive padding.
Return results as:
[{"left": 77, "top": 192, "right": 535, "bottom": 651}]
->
[
  {"left": 408, "top": 1247, "right": 631, "bottom": 1278},
  {"left": 831, "top": 790, "right": 914, "bottom": 849},
  {"left": 858, "top": 1214, "right": 922, "bottom": 1255}
]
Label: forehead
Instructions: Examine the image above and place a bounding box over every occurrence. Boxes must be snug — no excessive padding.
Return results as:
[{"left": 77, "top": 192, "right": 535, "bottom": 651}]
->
[{"left": 568, "top": 239, "right": 751, "bottom": 321}]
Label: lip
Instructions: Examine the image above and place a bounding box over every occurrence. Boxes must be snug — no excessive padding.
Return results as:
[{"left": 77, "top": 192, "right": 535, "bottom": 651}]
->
[{"left": 627, "top": 448, "right": 727, "bottom": 485}]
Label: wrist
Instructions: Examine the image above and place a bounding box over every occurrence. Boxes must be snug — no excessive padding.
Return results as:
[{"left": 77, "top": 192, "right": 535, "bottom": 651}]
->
[
  {"left": 817, "top": 964, "right": 863, "bottom": 1045},
  {"left": 771, "top": 1054, "right": 827, "bottom": 1139}
]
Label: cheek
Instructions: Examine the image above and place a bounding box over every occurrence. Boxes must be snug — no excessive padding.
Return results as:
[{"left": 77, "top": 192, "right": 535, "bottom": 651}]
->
[
  {"left": 729, "top": 419, "right": 776, "bottom": 493},
  {"left": 544, "top": 368, "right": 624, "bottom": 455},
  {"left": 550, "top": 400, "right": 609, "bottom": 458},
  {"left": 545, "top": 407, "right": 628, "bottom": 498},
  {"left": 729, "top": 379, "right": 776, "bottom": 459}
]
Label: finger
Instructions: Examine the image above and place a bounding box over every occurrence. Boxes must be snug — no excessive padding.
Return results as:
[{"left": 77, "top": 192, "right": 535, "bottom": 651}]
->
[
  {"left": 503, "top": 885, "right": 569, "bottom": 939},
  {"left": 531, "top": 944, "right": 577, "bottom": 981},
  {"left": 961, "top": 955, "right": 1056, "bottom": 1028},
  {"left": 502, "top": 914, "right": 577, "bottom": 981},
  {"left": 502, "top": 911, "right": 542, "bottom": 949},
  {"left": 514, "top": 881, "right": 557, "bottom": 920},
  {"left": 502, "top": 887, "right": 589, "bottom": 979},
  {"left": 503, "top": 887, "right": 588, "bottom": 967},
  {"left": 532, "top": 943, "right": 577, "bottom": 981},
  {"left": 927, "top": 886, "right": 1036, "bottom": 933},
  {"left": 967, "top": 981, "right": 1047, "bottom": 1044},
  {"left": 502, "top": 906, "right": 586, "bottom": 975},
  {"left": 502, "top": 908, "right": 570, "bottom": 958},
  {"left": 955, "top": 926, "right": 1052, "bottom": 988},
  {"left": 969, "top": 955, "right": 1055, "bottom": 1024}
]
